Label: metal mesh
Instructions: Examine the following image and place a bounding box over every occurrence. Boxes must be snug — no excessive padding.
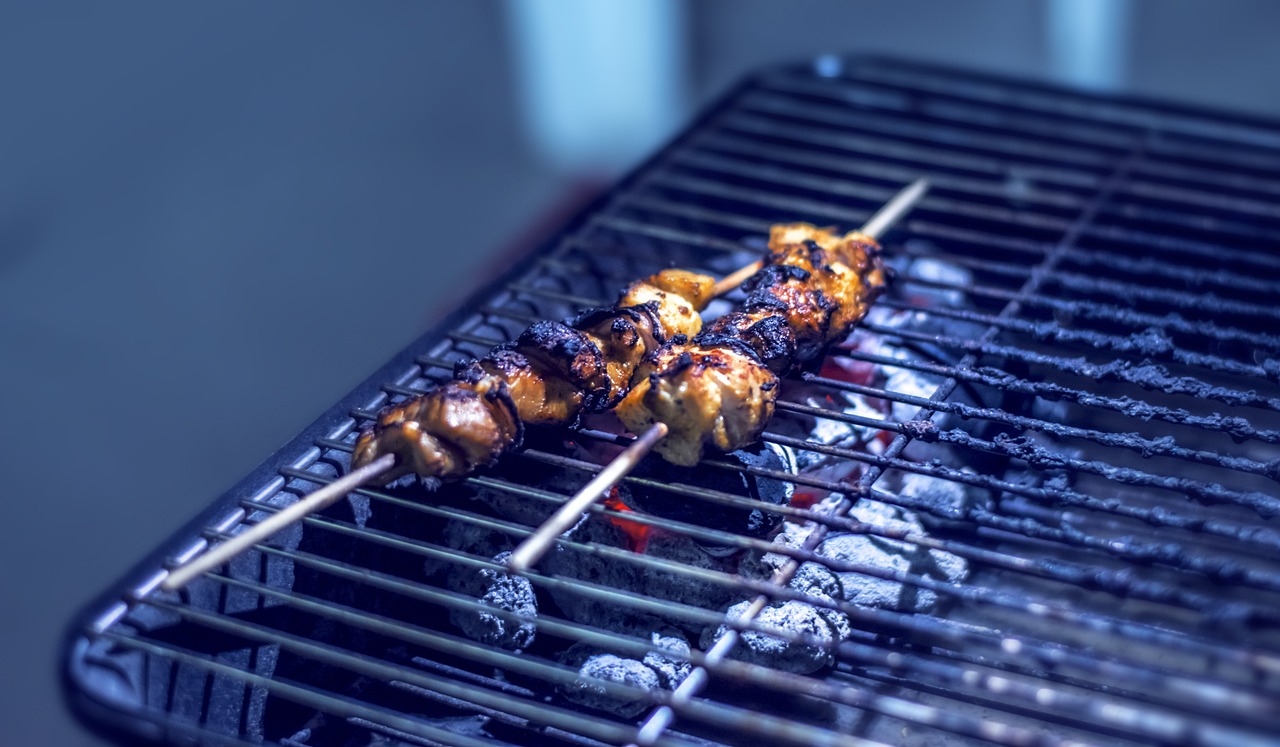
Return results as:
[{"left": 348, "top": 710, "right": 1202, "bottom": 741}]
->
[{"left": 66, "top": 57, "right": 1280, "bottom": 747}]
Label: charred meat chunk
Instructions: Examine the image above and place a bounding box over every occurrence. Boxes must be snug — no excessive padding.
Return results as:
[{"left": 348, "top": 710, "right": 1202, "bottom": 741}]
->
[{"left": 352, "top": 370, "right": 521, "bottom": 484}]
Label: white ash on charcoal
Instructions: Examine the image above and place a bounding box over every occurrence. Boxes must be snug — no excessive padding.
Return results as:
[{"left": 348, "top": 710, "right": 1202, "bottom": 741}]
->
[
  {"left": 414, "top": 498, "right": 536, "bottom": 652},
  {"left": 700, "top": 591, "right": 850, "bottom": 675},
  {"left": 710, "top": 521, "right": 853, "bottom": 675},
  {"left": 888, "top": 468, "right": 991, "bottom": 529},
  {"left": 447, "top": 551, "right": 538, "bottom": 651},
  {"left": 883, "top": 366, "right": 945, "bottom": 424},
  {"left": 739, "top": 515, "right": 841, "bottom": 584},
  {"left": 769, "top": 373, "right": 889, "bottom": 493},
  {"left": 560, "top": 653, "right": 660, "bottom": 719},
  {"left": 886, "top": 252, "right": 975, "bottom": 310},
  {"left": 557, "top": 623, "right": 692, "bottom": 718},
  {"left": 817, "top": 498, "right": 968, "bottom": 614},
  {"left": 775, "top": 375, "right": 889, "bottom": 455}
]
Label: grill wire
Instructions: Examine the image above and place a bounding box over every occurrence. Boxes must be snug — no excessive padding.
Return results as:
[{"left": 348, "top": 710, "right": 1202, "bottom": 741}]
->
[{"left": 67, "top": 58, "right": 1280, "bottom": 747}]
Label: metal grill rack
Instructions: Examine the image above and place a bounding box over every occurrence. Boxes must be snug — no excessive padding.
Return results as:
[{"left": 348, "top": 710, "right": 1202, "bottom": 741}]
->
[{"left": 65, "top": 56, "right": 1280, "bottom": 747}]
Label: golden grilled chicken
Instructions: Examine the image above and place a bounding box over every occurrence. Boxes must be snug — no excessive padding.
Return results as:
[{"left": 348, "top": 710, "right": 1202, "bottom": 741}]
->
[
  {"left": 352, "top": 269, "right": 715, "bottom": 484},
  {"left": 767, "top": 225, "right": 886, "bottom": 339},
  {"left": 615, "top": 343, "right": 778, "bottom": 466},
  {"left": 351, "top": 364, "right": 521, "bottom": 483},
  {"left": 616, "top": 222, "right": 887, "bottom": 464},
  {"left": 618, "top": 268, "right": 716, "bottom": 341}
]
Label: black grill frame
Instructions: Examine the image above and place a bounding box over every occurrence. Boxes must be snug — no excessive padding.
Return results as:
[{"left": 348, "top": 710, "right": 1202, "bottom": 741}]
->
[{"left": 64, "top": 56, "right": 1280, "bottom": 747}]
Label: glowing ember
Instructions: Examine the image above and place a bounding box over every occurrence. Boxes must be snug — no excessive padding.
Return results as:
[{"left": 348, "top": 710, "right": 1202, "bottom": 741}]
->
[
  {"left": 602, "top": 488, "right": 652, "bottom": 552},
  {"left": 790, "top": 491, "right": 822, "bottom": 511},
  {"left": 818, "top": 355, "right": 876, "bottom": 388}
]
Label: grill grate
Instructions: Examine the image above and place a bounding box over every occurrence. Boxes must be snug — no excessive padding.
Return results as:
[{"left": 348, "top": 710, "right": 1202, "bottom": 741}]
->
[{"left": 66, "top": 57, "right": 1280, "bottom": 747}]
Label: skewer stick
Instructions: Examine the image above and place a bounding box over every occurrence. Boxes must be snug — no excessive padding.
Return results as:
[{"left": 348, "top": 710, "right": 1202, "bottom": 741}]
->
[
  {"left": 709, "top": 177, "right": 930, "bottom": 298},
  {"left": 506, "top": 422, "right": 668, "bottom": 574},
  {"left": 709, "top": 259, "right": 763, "bottom": 297},
  {"left": 160, "top": 453, "right": 397, "bottom": 592},
  {"left": 860, "top": 177, "right": 929, "bottom": 241}
]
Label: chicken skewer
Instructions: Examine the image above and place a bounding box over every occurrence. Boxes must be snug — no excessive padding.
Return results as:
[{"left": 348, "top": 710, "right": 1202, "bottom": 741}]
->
[
  {"left": 162, "top": 180, "right": 926, "bottom": 592},
  {"left": 508, "top": 179, "right": 927, "bottom": 572},
  {"left": 162, "top": 269, "right": 716, "bottom": 591}
]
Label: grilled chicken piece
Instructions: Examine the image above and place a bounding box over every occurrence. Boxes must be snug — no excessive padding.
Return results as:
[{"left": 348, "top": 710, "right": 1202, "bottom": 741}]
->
[
  {"left": 487, "top": 320, "right": 610, "bottom": 424},
  {"left": 616, "top": 343, "right": 778, "bottom": 466},
  {"left": 719, "top": 224, "right": 888, "bottom": 366},
  {"left": 477, "top": 349, "right": 583, "bottom": 426},
  {"left": 572, "top": 304, "right": 664, "bottom": 409},
  {"left": 619, "top": 269, "right": 715, "bottom": 340},
  {"left": 697, "top": 310, "right": 797, "bottom": 374},
  {"left": 767, "top": 225, "right": 887, "bottom": 338},
  {"left": 621, "top": 223, "right": 886, "bottom": 463},
  {"left": 740, "top": 264, "right": 838, "bottom": 361},
  {"left": 352, "top": 365, "right": 521, "bottom": 484},
  {"left": 352, "top": 222, "right": 883, "bottom": 481}
]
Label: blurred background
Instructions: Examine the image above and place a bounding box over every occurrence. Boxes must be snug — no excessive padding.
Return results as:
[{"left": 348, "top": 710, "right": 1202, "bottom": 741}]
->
[{"left": 2, "top": 1, "right": 1277, "bottom": 744}]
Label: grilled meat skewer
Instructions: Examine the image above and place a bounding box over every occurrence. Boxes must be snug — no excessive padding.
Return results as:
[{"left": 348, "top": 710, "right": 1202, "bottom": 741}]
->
[{"left": 351, "top": 269, "right": 715, "bottom": 484}]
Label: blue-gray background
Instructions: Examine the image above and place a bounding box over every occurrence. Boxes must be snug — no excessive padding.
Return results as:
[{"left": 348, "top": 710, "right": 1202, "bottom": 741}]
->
[{"left": 2, "top": 2, "right": 1276, "bottom": 744}]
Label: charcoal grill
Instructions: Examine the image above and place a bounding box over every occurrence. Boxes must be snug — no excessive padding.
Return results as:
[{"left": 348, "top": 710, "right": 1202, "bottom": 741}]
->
[{"left": 64, "top": 56, "right": 1280, "bottom": 747}]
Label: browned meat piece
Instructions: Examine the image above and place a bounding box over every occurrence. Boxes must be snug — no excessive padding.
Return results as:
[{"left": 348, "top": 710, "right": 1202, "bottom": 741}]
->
[
  {"left": 645, "top": 268, "right": 716, "bottom": 311},
  {"left": 741, "top": 264, "right": 838, "bottom": 360},
  {"left": 350, "top": 270, "right": 713, "bottom": 483},
  {"left": 477, "top": 349, "right": 583, "bottom": 425},
  {"left": 350, "top": 220, "right": 885, "bottom": 483},
  {"left": 622, "top": 223, "right": 887, "bottom": 463},
  {"left": 767, "top": 225, "right": 887, "bottom": 338},
  {"left": 616, "top": 343, "right": 778, "bottom": 466},
  {"left": 352, "top": 366, "right": 521, "bottom": 483},
  {"left": 697, "top": 310, "right": 796, "bottom": 374},
  {"left": 571, "top": 304, "right": 664, "bottom": 409},
  {"left": 498, "top": 320, "right": 611, "bottom": 419},
  {"left": 619, "top": 269, "right": 715, "bottom": 341}
]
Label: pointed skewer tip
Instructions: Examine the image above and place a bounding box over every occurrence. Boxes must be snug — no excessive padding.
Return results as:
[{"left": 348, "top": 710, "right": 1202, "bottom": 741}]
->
[{"left": 859, "top": 177, "right": 930, "bottom": 241}]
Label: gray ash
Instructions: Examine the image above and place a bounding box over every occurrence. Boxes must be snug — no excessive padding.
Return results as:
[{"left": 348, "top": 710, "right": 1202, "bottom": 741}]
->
[
  {"left": 638, "top": 531, "right": 740, "bottom": 611},
  {"left": 448, "top": 551, "right": 537, "bottom": 651},
  {"left": 558, "top": 652, "right": 661, "bottom": 718},
  {"left": 540, "top": 513, "right": 641, "bottom": 629},
  {"left": 893, "top": 468, "right": 990, "bottom": 528},
  {"left": 557, "top": 624, "right": 692, "bottom": 718},
  {"left": 817, "top": 499, "right": 968, "bottom": 614},
  {"left": 702, "top": 597, "right": 846, "bottom": 675}
]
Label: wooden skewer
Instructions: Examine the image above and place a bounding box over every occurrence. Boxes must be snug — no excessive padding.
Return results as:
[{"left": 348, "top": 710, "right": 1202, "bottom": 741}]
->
[
  {"left": 709, "top": 177, "right": 930, "bottom": 298},
  {"left": 160, "top": 453, "right": 397, "bottom": 592},
  {"left": 709, "top": 260, "right": 763, "bottom": 297},
  {"left": 506, "top": 422, "right": 668, "bottom": 574},
  {"left": 163, "top": 179, "right": 930, "bottom": 590},
  {"left": 506, "top": 177, "right": 930, "bottom": 573},
  {"left": 861, "top": 177, "right": 929, "bottom": 241}
]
